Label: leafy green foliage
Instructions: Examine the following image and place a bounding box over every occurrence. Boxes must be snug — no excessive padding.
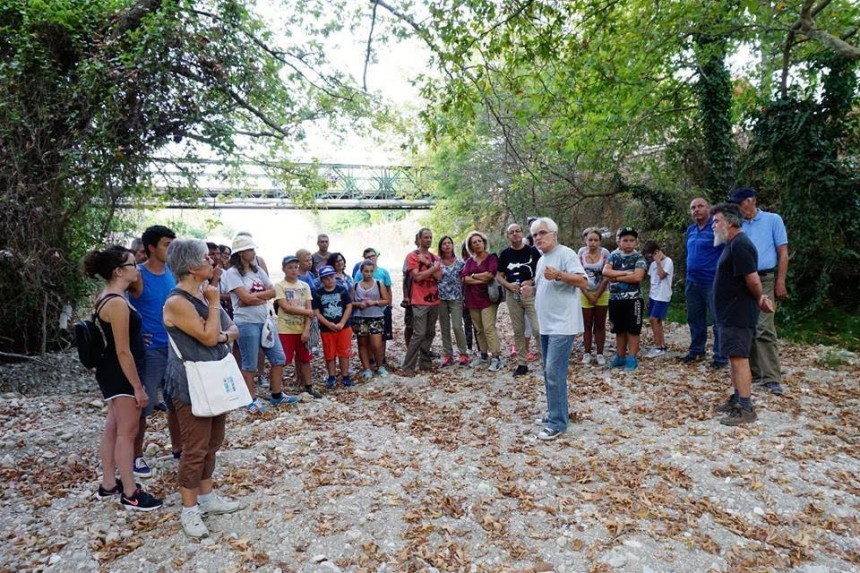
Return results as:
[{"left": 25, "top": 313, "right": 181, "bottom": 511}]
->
[{"left": 0, "top": 0, "right": 369, "bottom": 353}]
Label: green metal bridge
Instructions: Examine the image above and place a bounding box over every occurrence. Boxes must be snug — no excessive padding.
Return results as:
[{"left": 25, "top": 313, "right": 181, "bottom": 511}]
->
[{"left": 146, "top": 158, "right": 432, "bottom": 210}]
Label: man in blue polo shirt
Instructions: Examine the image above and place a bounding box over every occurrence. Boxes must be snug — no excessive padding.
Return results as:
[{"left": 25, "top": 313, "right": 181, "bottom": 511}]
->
[
  {"left": 682, "top": 197, "right": 727, "bottom": 368},
  {"left": 729, "top": 188, "right": 788, "bottom": 395}
]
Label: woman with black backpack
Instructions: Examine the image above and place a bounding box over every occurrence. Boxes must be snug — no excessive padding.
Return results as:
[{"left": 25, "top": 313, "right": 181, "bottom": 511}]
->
[{"left": 83, "top": 246, "right": 162, "bottom": 511}]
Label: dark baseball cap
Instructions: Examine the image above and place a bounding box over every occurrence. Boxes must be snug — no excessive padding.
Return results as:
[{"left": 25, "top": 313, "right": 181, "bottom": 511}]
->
[
  {"left": 728, "top": 188, "right": 756, "bottom": 203},
  {"left": 282, "top": 255, "right": 298, "bottom": 266},
  {"left": 618, "top": 227, "right": 638, "bottom": 239}
]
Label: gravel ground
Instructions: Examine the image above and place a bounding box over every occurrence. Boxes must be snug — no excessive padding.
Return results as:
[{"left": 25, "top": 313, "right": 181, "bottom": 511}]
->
[{"left": 0, "top": 312, "right": 858, "bottom": 573}]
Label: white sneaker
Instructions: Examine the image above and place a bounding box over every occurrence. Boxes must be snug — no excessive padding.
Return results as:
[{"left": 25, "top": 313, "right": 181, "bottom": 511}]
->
[
  {"left": 199, "top": 493, "right": 241, "bottom": 516},
  {"left": 646, "top": 348, "right": 666, "bottom": 358},
  {"left": 595, "top": 354, "right": 606, "bottom": 366},
  {"left": 180, "top": 507, "right": 209, "bottom": 538},
  {"left": 581, "top": 353, "right": 592, "bottom": 365},
  {"left": 470, "top": 357, "right": 488, "bottom": 369},
  {"left": 488, "top": 357, "right": 502, "bottom": 372}
]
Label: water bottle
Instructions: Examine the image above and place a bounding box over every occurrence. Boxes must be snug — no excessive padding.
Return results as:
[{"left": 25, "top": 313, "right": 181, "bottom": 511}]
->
[{"left": 514, "top": 280, "right": 522, "bottom": 301}]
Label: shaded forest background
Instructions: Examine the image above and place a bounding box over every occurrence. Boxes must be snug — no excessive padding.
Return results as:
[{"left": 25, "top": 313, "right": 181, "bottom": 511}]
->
[{"left": 1, "top": 0, "right": 858, "bottom": 355}]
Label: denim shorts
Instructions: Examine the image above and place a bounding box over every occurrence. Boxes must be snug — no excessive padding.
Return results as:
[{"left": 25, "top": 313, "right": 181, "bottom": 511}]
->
[{"left": 236, "top": 322, "right": 286, "bottom": 371}]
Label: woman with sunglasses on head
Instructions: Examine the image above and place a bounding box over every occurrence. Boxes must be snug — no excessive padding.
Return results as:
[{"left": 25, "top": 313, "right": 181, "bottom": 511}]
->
[{"left": 83, "top": 246, "right": 162, "bottom": 511}]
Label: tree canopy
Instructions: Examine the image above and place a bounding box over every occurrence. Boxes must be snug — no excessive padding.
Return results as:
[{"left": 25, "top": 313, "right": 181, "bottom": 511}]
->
[
  {"left": 374, "top": 0, "right": 860, "bottom": 314},
  {"left": 0, "top": 0, "right": 370, "bottom": 354}
]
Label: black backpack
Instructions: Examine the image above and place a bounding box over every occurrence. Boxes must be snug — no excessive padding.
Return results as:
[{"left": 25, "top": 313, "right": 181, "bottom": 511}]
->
[{"left": 74, "top": 294, "right": 122, "bottom": 369}]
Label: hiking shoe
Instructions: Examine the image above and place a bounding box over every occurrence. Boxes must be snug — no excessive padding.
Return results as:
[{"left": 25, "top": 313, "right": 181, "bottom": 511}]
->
[
  {"left": 429, "top": 351, "right": 441, "bottom": 359},
  {"left": 763, "top": 381, "right": 784, "bottom": 396},
  {"left": 595, "top": 354, "right": 606, "bottom": 366},
  {"left": 710, "top": 360, "right": 728, "bottom": 370},
  {"left": 715, "top": 396, "right": 739, "bottom": 413},
  {"left": 199, "top": 493, "right": 241, "bottom": 516},
  {"left": 458, "top": 355, "right": 471, "bottom": 366},
  {"left": 625, "top": 356, "right": 639, "bottom": 371},
  {"left": 342, "top": 376, "right": 355, "bottom": 387},
  {"left": 181, "top": 506, "right": 209, "bottom": 538},
  {"left": 377, "top": 367, "right": 391, "bottom": 378},
  {"left": 608, "top": 355, "right": 626, "bottom": 368},
  {"left": 133, "top": 457, "right": 153, "bottom": 479},
  {"left": 96, "top": 482, "right": 122, "bottom": 500},
  {"left": 324, "top": 375, "right": 337, "bottom": 389},
  {"left": 513, "top": 365, "right": 529, "bottom": 377},
  {"left": 680, "top": 353, "right": 703, "bottom": 364},
  {"left": 526, "top": 351, "right": 538, "bottom": 362},
  {"left": 582, "top": 353, "right": 592, "bottom": 365},
  {"left": 488, "top": 357, "right": 502, "bottom": 372},
  {"left": 304, "top": 385, "right": 323, "bottom": 399},
  {"left": 269, "top": 393, "right": 299, "bottom": 406},
  {"left": 120, "top": 487, "right": 163, "bottom": 512},
  {"left": 537, "top": 427, "right": 563, "bottom": 441},
  {"left": 720, "top": 406, "right": 757, "bottom": 426},
  {"left": 440, "top": 355, "right": 453, "bottom": 367},
  {"left": 172, "top": 451, "right": 182, "bottom": 460}
]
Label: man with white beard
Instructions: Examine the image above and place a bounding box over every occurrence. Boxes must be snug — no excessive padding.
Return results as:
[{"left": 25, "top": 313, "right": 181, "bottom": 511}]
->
[{"left": 710, "top": 203, "right": 774, "bottom": 426}]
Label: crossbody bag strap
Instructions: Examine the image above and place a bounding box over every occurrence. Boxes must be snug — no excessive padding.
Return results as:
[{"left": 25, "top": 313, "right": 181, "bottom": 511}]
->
[{"left": 167, "top": 334, "right": 185, "bottom": 361}]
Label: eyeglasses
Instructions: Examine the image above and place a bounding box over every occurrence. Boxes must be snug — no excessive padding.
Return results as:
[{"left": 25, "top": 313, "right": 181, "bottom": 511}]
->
[{"left": 119, "top": 261, "right": 138, "bottom": 268}]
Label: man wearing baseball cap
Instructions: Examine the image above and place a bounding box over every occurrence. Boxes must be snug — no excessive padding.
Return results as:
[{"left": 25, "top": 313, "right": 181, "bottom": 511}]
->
[{"left": 728, "top": 188, "right": 788, "bottom": 396}]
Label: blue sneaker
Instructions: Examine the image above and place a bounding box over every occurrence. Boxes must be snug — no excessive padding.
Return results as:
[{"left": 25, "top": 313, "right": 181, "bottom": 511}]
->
[
  {"left": 625, "top": 356, "right": 639, "bottom": 371},
  {"left": 324, "top": 375, "right": 337, "bottom": 390},
  {"left": 341, "top": 376, "right": 355, "bottom": 388},
  {"left": 133, "top": 457, "right": 153, "bottom": 479},
  {"left": 608, "top": 355, "right": 626, "bottom": 368},
  {"left": 247, "top": 397, "right": 268, "bottom": 414},
  {"left": 269, "top": 393, "right": 299, "bottom": 406}
]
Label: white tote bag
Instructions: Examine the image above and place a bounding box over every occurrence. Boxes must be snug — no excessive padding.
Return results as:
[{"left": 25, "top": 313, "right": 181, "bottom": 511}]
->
[{"left": 168, "top": 336, "right": 251, "bottom": 417}]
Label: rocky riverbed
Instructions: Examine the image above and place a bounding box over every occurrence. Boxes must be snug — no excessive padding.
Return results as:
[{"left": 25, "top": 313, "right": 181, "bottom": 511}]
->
[{"left": 0, "top": 319, "right": 858, "bottom": 573}]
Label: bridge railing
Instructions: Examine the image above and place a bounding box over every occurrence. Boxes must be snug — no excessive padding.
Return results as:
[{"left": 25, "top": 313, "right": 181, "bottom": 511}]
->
[{"left": 142, "top": 158, "right": 432, "bottom": 209}]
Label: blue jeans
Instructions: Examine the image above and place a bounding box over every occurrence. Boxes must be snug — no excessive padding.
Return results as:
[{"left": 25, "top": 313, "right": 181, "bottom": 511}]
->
[
  {"left": 142, "top": 346, "right": 170, "bottom": 416},
  {"left": 540, "top": 334, "right": 575, "bottom": 433},
  {"left": 685, "top": 279, "right": 725, "bottom": 364}
]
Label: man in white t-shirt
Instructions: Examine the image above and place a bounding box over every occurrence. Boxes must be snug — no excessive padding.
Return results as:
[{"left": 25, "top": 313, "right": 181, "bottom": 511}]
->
[
  {"left": 521, "top": 217, "right": 588, "bottom": 441},
  {"left": 642, "top": 241, "right": 674, "bottom": 358}
]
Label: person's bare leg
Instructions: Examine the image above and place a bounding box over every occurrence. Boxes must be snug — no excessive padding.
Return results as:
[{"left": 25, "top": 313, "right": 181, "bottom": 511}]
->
[
  {"left": 113, "top": 398, "right": 141, "bottom": 496},
  {"left": 269, "top": 365, "right": 284, "bottom": 394},
  {"left": 370, "top": 334, "right": 384, "bottom": 371},
  {"left": 629, "top": 334, "right": 641, "bottom": 357},
  {"left": 101, "top": 405, "right": 118, "bottom": 489},
  {"left": 616, "top": 333, "right": 628, "bottom": 358},
  {"left": 594, "top": 306, "right": 607, "bottom": 355}
]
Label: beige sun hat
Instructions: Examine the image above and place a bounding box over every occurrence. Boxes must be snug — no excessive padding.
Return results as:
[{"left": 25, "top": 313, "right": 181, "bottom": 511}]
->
[{"left": 231, "top": 235, "right": 257, "bottom": 254}]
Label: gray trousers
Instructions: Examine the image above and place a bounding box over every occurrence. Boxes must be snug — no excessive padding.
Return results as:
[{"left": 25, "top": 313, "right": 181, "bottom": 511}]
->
[
  {"left": 402, "top": 305, "right": 438, "bottom": 371},
  {"left": 750, "top": 273, "right": 782, "bottom": 383},
  {"left": 438, "top": 299, "right": 467, "bottom": 357}
]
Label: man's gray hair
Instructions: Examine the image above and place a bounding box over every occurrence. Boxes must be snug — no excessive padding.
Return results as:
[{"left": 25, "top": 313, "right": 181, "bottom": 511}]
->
[
  {"left": 530, "top": 217, "right": 558, "bottom": 235},
  {"left": 167, "top": 238, "right": 208, "bottom": 280},
  {"left": 710, "top": 203, "right": 743, "bottom": 228},
  {"left": 130, "top": 237, "right": 143, "bottom": 252}
]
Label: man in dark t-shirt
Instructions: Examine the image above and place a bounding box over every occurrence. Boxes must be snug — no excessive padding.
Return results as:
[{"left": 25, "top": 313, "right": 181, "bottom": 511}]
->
[
  {"left": 710, "top": 203, "right": 774, "bottom": 427},
  {"left": 497, "top": 223, "right": 542, "bottom": 375}
]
